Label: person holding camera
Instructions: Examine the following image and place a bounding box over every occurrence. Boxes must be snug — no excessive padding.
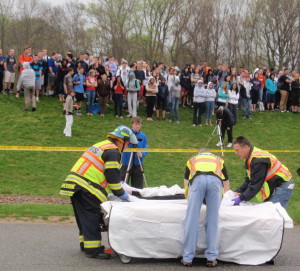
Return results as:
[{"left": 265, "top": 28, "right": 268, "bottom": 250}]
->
[
  {"left": 216, "top": 106, "right": 234, "bottom": 148},
  {"left": 120, "top": 117, "right": 148, "bottom": 188}
]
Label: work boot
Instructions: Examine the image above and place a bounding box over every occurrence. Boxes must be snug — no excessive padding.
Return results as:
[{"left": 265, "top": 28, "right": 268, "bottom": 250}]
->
[{"left": 86, "top": 246, "right": 111, "bottom": 259}]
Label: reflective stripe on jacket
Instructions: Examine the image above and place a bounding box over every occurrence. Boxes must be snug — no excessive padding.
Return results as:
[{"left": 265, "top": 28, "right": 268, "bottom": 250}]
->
[
  {"left": 247, "top": 147, "right": 292, "bottom": 201},
  {"left": 187, "top": 152, "right": 225, "bottom": 181}
]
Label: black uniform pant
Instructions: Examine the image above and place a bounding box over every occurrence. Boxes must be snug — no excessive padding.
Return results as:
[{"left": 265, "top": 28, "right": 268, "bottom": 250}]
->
[
  {"left": 71, "top": 189, "right": 104, "bottom": 256},
  {"left": 221, "top": 125, "right": 233, "bottom": 144},
  {"left": 120, "top": 164, "right": 144, "bottom": 189},
  {"left": 193, "top": 102, "right": 205, "bottom": 125}
]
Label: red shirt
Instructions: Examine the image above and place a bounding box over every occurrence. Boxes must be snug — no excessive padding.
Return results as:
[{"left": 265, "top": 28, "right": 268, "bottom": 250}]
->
[
  {"left": 258, "top": 75, "right": 266, "bottom": 90},
  {"left": 115, "top": 84, "right": 123, "bottom": 94}
]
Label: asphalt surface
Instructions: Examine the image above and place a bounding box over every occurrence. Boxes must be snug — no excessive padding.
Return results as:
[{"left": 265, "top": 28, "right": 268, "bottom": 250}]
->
[{"left": 0, "top": 223, "right": 299, "bottom": 271}]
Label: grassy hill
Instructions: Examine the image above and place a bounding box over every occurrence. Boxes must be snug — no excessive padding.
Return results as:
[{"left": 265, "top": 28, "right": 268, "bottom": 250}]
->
[{"left": 0, "top": 94, "right": 299, "bottom": 223}]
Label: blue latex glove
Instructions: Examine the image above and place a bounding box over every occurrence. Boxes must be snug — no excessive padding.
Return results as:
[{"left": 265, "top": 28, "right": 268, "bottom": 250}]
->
[
  {"left": 232, "top": 196, "right": 241, "bottom": 205},
  {"left": 119, "top": 191, "right": 129, "bottom": 200}
]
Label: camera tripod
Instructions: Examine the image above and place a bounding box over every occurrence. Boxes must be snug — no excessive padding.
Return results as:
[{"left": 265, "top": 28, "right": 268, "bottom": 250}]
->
[
  {"left": 124, "top": 147, "right": 148, "bottom": 188},
  {"left": 206, "top": 122, "right": 224, "bottom": 156}
]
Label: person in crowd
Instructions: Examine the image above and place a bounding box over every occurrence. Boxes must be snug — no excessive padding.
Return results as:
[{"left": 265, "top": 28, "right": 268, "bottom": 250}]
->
[
  {"left": 205, "top": 82, "right": 216, "bottom": 126},
  {"left": 192, "top": 80, "right": 205, "bottom": 127},
  {"left": 257, "top": 68, "right": 266, "bottom": 104},
  {"left": 265, "top": 73, "right": 277, "bottom": 111},
  {"left": 180, "top": 66, "right": 191, "bottom": 107},
  {"left": 151, "top": 61, "right": 158, "bottom": 71},
  {"left": 216, "top": 106, "right": 234, "bottom": 148},
  {"left": 181, "top": 148, "right": 229, "bottom": 268},
  {"left": 240, "top": 75, "right": 252, "bottom": 119},
  {"left": 205, "top": 69, "right": 217, "bottom": 85},
  {"left": 16, "top": 62, "right": 36, "bottom": 111},
  {"left": 217, "top": 81, "right": 229, "bottom": 107},
  {"left": 120, "top": 117, "right": 148, "bottom": 188},
  {"left": 169, "top": 78, "right": 181, "bottom": 123},
  {"left": 73, "top": 67, "right": 85, "bottom": 115},
  {"left": 145, "top": 76, "right": 158, "bottom": 121},
  {"left": 0, "top": 49, "right": 5, "bottom": 93},
  {"left": 190, "top": 67, "right": 201, "bottom": 103},
  {"left": 96, "top": 73, "right": 111, "bottom": 117},
  {"left": 59, "top": 125, "right": 138, "bottom": 259},
  {"left": 232, "top": 136, "right": 294, "bottom": 209},
  {"left": 3, "top": 49, "right": 16, "bottom": 95},
  {"left": 278, "top": 68, "right": 292, "bottom": 112},
  {"left": 57, "top": 59, "right": 69, "bottom": 101},
  {"left": 66, "top": 54, "right": 77, "bottom": 72},
  {"left": 116, "top": 60, "right": 129, "bottom": 88},
  {"left": 42, "top": 49, "right": 50, "bottom": 95},
  {"left": 290, "top": 73, "right": 299, "bottom": 114},
  {"left": 228, "top": 83, "right": 239, "bottom": 124},
  {"left": 63, "top": 67, "right": 74, "bottom": 98},
  {"left": 112, "top": 76, "right": 125, "bottom": 119},
  {"left": 250, "top": 72, "right": 261, "bottom": 112},
  {"left": 156, "top": 77, "right": 169, "bottom": 120},
  {"left": 85, "top": 69, "right": 98, "bottom": 116},
  {"left": 217, "top": 63, "right": 229, "bottom": 86},
  {"left": 47, "top": 52, "right": 59, "bottom": 96},
  {"left": 126, "top": 72, "right": 140, "bottom": 118},
  {"left": 17, "top": 46, "right": 33, "bottom": 97},
  {"left": 63, "top": 89, "right": 78, "bottom": 137}
]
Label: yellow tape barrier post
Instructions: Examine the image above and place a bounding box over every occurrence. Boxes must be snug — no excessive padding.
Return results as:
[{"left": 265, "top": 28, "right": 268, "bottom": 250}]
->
[{"left": 0, "top": 146, "right": 299, "bottom": 153}]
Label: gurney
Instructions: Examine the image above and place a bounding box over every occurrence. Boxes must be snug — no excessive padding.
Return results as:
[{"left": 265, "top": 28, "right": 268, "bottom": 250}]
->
[{"left": 101, "top": 188, "right": 293, "bottom": 265}]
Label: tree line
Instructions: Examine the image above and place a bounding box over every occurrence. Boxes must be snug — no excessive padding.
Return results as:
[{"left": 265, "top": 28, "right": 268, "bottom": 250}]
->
[{"left": 0, "top": 0, "right": 299, "bottom": 71}]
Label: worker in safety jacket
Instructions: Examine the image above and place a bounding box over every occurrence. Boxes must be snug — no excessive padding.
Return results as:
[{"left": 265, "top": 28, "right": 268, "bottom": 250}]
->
[
  {"left": 232, "top": 136, "right": 294, "bottom": 208},
  {"left": 181, "top": 148, "right": 230, "bottom": 268},
  {"left": 59, "top": 125, "right": 138, "bottom": 259}
]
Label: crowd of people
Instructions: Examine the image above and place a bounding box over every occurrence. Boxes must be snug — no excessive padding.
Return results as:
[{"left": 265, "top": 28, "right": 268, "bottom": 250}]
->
[{"left": 1, "top": 46, "right": 299, "bottom": 131}]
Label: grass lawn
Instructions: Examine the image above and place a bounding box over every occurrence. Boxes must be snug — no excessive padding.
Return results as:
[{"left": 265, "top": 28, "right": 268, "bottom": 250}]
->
[{"left": 0, "top": 94, "right": 299, "bottom": 223}]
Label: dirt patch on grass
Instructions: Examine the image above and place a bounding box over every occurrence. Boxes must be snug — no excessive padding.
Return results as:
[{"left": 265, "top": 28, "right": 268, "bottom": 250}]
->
[
  {"left": 0, "top": 216, "right": 76, "bottom": 224},
  {"left": 0, "top": 194, "right": 70, "bottom": 205}
]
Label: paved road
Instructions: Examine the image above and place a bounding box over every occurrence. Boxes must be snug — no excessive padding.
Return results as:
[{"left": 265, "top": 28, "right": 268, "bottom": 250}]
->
[{"left": 0, "top": 223, "right": 299, "bottom": 271}]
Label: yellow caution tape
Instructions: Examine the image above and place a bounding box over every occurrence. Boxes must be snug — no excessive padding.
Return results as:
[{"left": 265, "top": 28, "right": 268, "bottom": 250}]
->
[{"left": 0, "top": 146, "right": 299, "bottom": 153}]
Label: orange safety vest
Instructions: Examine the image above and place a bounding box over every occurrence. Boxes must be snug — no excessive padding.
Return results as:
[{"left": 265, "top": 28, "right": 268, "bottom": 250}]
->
[{"left": 247, "top": 147, "right": 292, "bottom": 202}]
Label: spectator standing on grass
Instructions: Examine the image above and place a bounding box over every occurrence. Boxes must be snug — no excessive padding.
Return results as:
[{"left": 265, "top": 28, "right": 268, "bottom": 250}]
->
[
  {"left": 257, "top": 68, "right": 266, "bottom": 104},
  {"left": 47, "top": 52, "right": 58, "bottom": 96},
  {"left": 113, "top": 76, "right": 125, "bottom": 119},
  {"left": 63, "top": 89, "right": 78, "bottom": 137},
  {"left": 217, "top": 81, "right": 229, "bottom": 107},
  {"left": 63, "top": 68, "right": 74, "bottom": 99},
  {"left": 250, "top": 72, "right": 261, "bottom": 112},
  {"left": 30, "top": 55, "right": 43, "bottom": 103},
  {"left": 42, "top": 49, "right": 50, "bottom": 95},
  {"left": 145, "top": 76, "right": 158, "bottom": 121},
  {"left": 205, "top": 82, "right": 216, "bottom": 126},
  {"left": 228, "top": 83, "right": 239, "bottom": 125},
  {"left": 0, "top": 49, "right": 5, "bottom": 93},
  {"left": 192, "top": 80, "right": 206, "bottom": 127},
  {"left": 265, "top": 73, "right": 277, "bottom": 111},
  {"left": 116, "top": 60, "right": 129, "bottom": 87},
  {"left": 216, "top": 106, "right": 234, "bottom": 148},
  {"left": 278, "top": 68, "right": 292, "bottom": 112},
  {"left": 240, "top": 75, "right": 252, "bottom": 119},
  {"left": 76, "top": 54, "right": 88, "bottom": 75},
  {"left": 96, "top": 73, "right": 111, "bottom": 117},
  {"left": 291, "top": 73, "right": 299, "bottom": 114},
  {"left": 126, "top": 72, "right": 140, "bottom": 118},
  {"left": 4, "top": 49, "right": 16, "bottom": 95},
  {"left": 57, "top": 59, "right": 69, "bottom": 101},
  {"left": 180, "top": 66, "right": 191, "bottom": 107},
  {"left": 17, "top": 46, "right": 33, "bottom": 97},
  {"left": 73, "top": 67, "right": 85, "bottom": 116},
  {"left": 156, "top": 77, "right": 169, "bottom": 120},
  {"left": 169, "top": 78, "right": 181, "bottom": 123},
  {"left": 85, "top": 69, "right": 98, "bottom": 116},
  {"left": 17, "top": 62, "right": 36, "bottom": 111}
]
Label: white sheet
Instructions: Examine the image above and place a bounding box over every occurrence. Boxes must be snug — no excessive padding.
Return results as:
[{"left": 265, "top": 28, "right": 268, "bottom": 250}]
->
[{"left": 101, "top": 200, "right": 293, "bottom": 265}]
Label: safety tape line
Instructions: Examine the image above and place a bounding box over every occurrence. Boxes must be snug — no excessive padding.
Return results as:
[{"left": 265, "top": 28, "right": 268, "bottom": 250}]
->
[{"left": 0, "top": 146, "right": 299, "bottom": 153}]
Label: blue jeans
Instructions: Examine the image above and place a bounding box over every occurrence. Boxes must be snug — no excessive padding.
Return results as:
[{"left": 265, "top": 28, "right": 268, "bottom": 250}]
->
[
  {"left": 183, "top": 175, "right": 222, "bottom": 263},
  {"left": 269, "top": 180, "right": 294, "bottom": 208},
  {"left": 242, "top": 97, "right": 252, "bottom": 118},
  {"left": 86, "top": 90, "right": 96, "bottom": 114},
  {"left": 170, "top": 97, "right": 179, "bottom": 121},
  {"left": 258, "top": 89, "right": 263, "bottom": 101},
  {"left": 205, "top": 101, "right": 215, "bottom": 120}
]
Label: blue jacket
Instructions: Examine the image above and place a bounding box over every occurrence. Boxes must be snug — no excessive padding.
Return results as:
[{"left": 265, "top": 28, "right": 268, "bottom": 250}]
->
[
  {"left": 122, "top": 130, "right": 148, "bottom": 166},
  {"left": 265, "top": 78, "right": 277, "bottom": 94}
]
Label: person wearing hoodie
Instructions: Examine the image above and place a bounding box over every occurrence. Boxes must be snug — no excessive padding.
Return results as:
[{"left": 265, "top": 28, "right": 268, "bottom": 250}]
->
[
  {"left": 17, "top": 62, "right": 36, "bottom": 111},
  {"left": 116, "top": 60, "right": 129, "bottom": 87},
  {"left": 228, "top": 83, "right": 239, "bottom": 124},
  {"left": 156, "top": 77, "right": 169, "bottom": 120},
  {"left": 126, "top": 72, "right": 140, "bottom": 118},
  {"left": 217, "top": 81, "right": 230, "bottom": 107},
  {"left": 192, "top": 80, "right": 206, "bottom": 126},
  {"left": 205, "top": 82, "right": 217, "bottom": 126},
  {"left": 169, "top": 78, "right": 181, "bottom": 123},
  {"left": 145, "top": 76, "right": 158, "bottom": 120},
  {"left": 265, "top": 73, "right": 277, "bottom": 111}
]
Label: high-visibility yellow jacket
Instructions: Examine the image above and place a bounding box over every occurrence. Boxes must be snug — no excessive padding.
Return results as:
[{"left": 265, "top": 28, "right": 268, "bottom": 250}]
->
[
  {"left": 247, "top": 147, "right": 292, "bottom": 202},
  {"left": 59, "top": 140, "right": 124, "bottom": 202}
]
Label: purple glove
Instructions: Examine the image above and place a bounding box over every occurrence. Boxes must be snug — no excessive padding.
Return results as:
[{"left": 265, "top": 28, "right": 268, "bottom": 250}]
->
[{"left": 232, "top": 196, "right": 241, "bottom": 205}]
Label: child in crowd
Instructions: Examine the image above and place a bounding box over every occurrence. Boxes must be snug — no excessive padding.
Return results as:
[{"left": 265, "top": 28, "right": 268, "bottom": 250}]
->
[
  {"left": 63, "top": 68, "right": 74, "bottom": 99},
  {"left": 192, "top": 80, "right": 205, "bottom": 126},
  {"left": 156, "top": 78, "right": 169, "bottom": 120},
  {"left": 73, "top": 67, "right": 85, "bottom": 115},
  {"left": 228, "top": 83, "right": 239, "bottom": 124},
  {"left": 63, "top": 90, "right": 78, "bottom": 137},
  {"left": 169, "top": 78, "right": 181, "bottom": 123},
  {"left": 250, "top": 72, "right": 261, "bottom": 112},
  {"left": 240, "top": 75, "right": 252, "bottom": 119},
  {"left": 205, "top": 82, "right": 216, "bottom": 126},
  {"left": 85, "top": 69, "right": 98, "bottom": 116}
]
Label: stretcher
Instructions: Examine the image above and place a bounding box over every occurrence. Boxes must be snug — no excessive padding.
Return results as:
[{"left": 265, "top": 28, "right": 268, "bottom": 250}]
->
[{"left": 101, "top": 190, "right": 293, "bottom": 265}]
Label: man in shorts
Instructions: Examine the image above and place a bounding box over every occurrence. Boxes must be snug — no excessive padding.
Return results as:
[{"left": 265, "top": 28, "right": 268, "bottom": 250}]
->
[
  {"left": 4, "top": 49, "right": 16, "bottom": 95},
  {"left": 30, "top": 55, "right": 43, "bottom": 102}
]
